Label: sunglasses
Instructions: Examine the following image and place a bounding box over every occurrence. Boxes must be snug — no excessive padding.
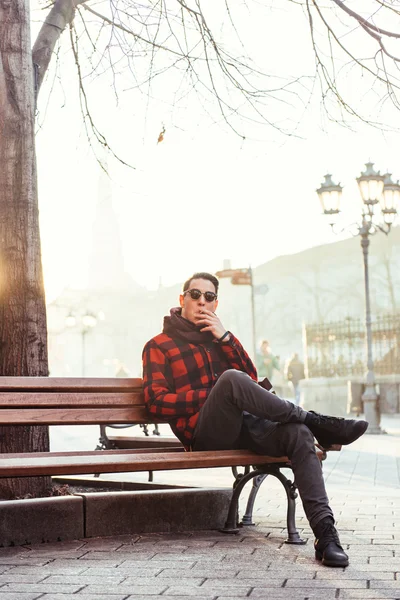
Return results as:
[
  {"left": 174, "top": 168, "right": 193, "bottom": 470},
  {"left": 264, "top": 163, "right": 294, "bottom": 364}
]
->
[{"left": 184, "top": 289, "right": 218, "bottom": 302}]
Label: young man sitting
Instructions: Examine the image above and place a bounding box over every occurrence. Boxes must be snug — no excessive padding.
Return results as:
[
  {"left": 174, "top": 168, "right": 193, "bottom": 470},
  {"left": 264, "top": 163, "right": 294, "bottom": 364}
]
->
[{"left": 142, "top": 272, "right": 368, "bottom": 567}]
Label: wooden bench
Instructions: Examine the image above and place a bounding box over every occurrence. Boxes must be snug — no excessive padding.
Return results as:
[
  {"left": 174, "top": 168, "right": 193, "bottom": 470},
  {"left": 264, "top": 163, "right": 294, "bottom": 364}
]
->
[{"left": 0, "top": 377, "right": 339, "bottom": 543}]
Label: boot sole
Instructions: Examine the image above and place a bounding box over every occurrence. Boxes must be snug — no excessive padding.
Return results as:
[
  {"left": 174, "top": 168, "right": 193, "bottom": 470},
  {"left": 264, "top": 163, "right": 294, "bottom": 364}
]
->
[{"left": 315, "top": 550, "right": 349, "bottom": 568}]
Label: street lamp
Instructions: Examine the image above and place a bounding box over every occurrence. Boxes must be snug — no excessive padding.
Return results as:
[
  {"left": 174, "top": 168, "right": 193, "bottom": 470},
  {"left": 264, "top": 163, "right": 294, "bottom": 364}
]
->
[
  {"left": 317, "top": 162, "right": 400, "bottom": 433},
  {"left": 66, "top": 311, "right": 99, "bottom": 375}
]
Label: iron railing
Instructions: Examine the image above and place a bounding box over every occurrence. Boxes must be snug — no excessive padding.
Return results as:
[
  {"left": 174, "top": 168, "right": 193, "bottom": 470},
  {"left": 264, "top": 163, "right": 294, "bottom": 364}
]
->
[{"left": 303, "top": 314, "right": 400, "bottom": 378}]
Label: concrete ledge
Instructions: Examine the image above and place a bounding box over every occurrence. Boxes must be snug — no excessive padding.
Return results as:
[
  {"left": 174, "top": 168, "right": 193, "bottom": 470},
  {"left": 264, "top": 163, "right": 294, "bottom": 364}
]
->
[
  {"left": 0, "top": 496, "right": 84, "bottom": 547},
  {"left": 0, "top": 488, "right": 231, "bottom": 546},
  {"left": 80, "top": 488, "right": 232, "bottom": 538}
]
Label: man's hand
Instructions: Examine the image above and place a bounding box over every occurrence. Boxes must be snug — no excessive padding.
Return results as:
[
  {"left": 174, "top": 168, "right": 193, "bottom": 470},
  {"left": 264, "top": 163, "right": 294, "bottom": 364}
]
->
[{"left": 195, "top": 309, "right": 229, "bottom": 341}]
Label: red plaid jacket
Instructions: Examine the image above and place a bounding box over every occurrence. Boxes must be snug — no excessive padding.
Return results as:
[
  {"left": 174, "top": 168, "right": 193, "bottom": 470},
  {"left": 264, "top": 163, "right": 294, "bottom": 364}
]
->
[{"left": 142, "top": 331, "right": 257, "bottom": 448}]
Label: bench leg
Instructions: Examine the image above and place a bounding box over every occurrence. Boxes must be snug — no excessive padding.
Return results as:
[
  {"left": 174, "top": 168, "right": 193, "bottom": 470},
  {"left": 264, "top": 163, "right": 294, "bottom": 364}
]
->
[
  {"left": 221, "top": 465, "right": 306, "bottom": 544},
  {"left": 95, "top": 425, "right": 117, "bottom": 451},
  {"left": 221, "top": 469, "right": 263, "bottom": 534},
  {"left": 266, "top": 468, "right": 306, "bottom": 545},
  {"left": 241, "top": 474, "right": 268, "bottom": 526}
]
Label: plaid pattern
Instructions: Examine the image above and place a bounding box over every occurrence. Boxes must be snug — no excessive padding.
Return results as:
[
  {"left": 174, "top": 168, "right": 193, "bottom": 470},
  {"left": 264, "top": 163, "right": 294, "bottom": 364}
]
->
[{"left": 142, "top": 332, "right": 257, "bottom": 448}]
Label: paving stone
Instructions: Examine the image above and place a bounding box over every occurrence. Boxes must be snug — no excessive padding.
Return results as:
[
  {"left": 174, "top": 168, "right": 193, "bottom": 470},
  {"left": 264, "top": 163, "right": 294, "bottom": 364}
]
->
[
  {"left": 341, "top": 564, "right": 400, "bottom": 572},
  {"left": 316, "top": 571, "right": 394, "bottom": 580},
  {"left": 166, "top": 587, "right": 250, "bottom": 596},
  {"left": 80, "top": 567, "right": 163, "bottom": 576},
  {"left": 236, "top": 569, "right": 314, "bottom": 579},
  {"left": 125, "top": 559, "right": 197, "bottom": 569},
  {"left": 152, "top": 552, "right": 223, "bottom": 561},
  {"left": 82, "top": 583, "right": 168, "bottom": 594},
  {"left": 185, "top": 546, "right": 254, "bottom": 555},
  {"left": 116, "top": 544, "right": 187, "bottom": 553},
  {"left": 40, "top": 574, "right": 128, "bottom": 584},
  {"left": 347, "top": 546, "right": 397, "bottom": 554},
  {"left": 28, "top": 541, "right": 86, "bottom": 552},
  {"left": 82, "top": 536, "right": 140, "bottom": 549},
  {"left": 249, "top": 589, "right": 337, "bottom": 598},
  {"left": 0, "top": 594, "right": 41, "bottom": 600},
  {"left": 79, "top": 551, "right": 158, "bottom": 561},
  {"left": 202, "top": 578, "right": 285, "bottom": 587},
  {"left": 370, "top": 557, "right": 400, "bottom": 565},
  {"left": 339, "top": 591, "right": 400, "bottom": 599},
  {"left": 34, "top": 596, "right": 128, "bottom": 600},
  {"left": 0, "top": 583, "right": 83, "bottom": 593},
  {"left": 86, "top": 559, "right": 197, "bottom": 570},
  {"left": 6, "top": 565, "right": 89, "bottom": 575},
  {"left": 18, "top": 549, "right": 90, "bottom": 559},
  {"left": 122, "top": 576, "right": 204, "bottom": 586},
  {"left": 0, "top": 549, "right": 30, "bottom": 558},
  {"left": 0, "top": 568, "right": 17, "bottom": 576},
  {"left": 159, "top": 568, "right": 240, "bottom": 578},
  {"left": 369, "top": 581, "right": 400, "bottom": 589},
  {"left": 0, "top": 574, "right": 55, "bottom": 583},
  {"left": 47, "top": 558, "right": 135, "bottom": 567},
  {"left": 285, "top": 579, "right": 365, "bottom": 588},
  {"left": 0, "top": 558, "right": 51, "bottom": 566}
]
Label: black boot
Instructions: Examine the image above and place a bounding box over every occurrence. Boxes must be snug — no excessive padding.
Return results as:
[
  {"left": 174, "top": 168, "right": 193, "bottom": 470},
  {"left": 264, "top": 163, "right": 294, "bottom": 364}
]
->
[
  {"left": 313, "top": 517, "right": 349, "bottom": 567},
  {"left": 305, "top": 411, "right": 369, "bottom": 448}
]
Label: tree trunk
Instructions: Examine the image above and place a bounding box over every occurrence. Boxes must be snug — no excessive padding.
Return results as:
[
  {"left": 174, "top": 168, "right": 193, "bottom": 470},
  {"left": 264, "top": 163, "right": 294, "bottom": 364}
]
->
[{"left": 0, "top": 0, "right": 51, "bottom": 499}]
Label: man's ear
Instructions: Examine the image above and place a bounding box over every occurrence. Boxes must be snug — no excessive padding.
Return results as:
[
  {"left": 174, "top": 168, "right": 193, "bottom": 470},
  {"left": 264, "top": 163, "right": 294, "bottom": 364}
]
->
[
  {"left": 179, "top": 294, "right": 184, "bottom": 308},
  {"left": 215, "top": 299, "right": 219, "bottom": 310}
]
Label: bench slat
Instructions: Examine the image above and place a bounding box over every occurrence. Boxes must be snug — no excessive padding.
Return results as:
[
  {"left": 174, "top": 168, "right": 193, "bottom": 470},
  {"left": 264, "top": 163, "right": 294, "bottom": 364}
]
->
[
  {"left": 0, "top": 407, "right": 155, "bottom": 425},
  {"left": 0, "top": 449, "right": 295, "bottom": 477},
  {"left": 0, "top": 447, "right": 186, "bottom": 458},
  {"left": 0, "top": 392, "right": 144, "bottom": 408},
  {"left": 107, "top": 436, "right": 182, "bottom": 449},
  {"left": 0, "top": 377, "right": 143, "bottom": 392}
]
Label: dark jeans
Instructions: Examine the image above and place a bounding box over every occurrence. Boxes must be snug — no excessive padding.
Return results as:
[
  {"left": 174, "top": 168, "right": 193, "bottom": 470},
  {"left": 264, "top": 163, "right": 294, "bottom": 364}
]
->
[{"left": 192, "top": 369, "right": 333, "bottom": 529}]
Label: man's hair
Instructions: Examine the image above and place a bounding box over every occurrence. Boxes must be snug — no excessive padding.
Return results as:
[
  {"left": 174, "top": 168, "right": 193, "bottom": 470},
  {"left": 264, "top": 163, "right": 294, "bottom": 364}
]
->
[{"left": 183, "top": 272, "right": 219, "bottom": 294}]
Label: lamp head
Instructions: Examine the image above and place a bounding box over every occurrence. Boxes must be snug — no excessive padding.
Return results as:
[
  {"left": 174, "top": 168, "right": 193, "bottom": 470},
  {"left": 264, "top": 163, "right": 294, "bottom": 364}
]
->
[{"left": 316, "top": 174, "right": 342, "bottom": 226}]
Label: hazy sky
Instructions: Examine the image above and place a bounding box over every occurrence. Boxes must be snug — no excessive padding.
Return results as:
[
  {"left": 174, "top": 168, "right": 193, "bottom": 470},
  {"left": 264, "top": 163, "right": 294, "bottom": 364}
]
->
[{"left": 30, "top": 2, "right": 400, "bottom": 302}]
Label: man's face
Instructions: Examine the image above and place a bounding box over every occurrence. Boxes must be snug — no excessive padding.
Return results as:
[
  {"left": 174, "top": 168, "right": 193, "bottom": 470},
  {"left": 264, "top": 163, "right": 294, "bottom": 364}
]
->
[{"left": 179, "top": 278, "right": 218, "bottom": 325}]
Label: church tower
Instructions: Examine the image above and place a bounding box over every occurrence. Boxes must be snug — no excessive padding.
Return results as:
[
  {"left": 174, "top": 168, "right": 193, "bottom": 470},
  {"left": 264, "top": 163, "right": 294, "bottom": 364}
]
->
[{"left": 88, "top": 166, "right": 136, "bottom": 292}]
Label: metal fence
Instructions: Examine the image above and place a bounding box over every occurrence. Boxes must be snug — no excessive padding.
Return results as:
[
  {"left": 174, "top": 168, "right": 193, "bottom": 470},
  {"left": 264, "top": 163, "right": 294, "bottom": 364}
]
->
[{"left": 303, "top": 314, "right": 400, "bottom": 378}]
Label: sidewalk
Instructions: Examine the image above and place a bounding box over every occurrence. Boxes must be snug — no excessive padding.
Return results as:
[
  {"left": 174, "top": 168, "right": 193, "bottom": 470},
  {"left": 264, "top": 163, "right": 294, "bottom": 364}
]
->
[{"left": 0, "top": 416, "right": 399, "bottom": 600}]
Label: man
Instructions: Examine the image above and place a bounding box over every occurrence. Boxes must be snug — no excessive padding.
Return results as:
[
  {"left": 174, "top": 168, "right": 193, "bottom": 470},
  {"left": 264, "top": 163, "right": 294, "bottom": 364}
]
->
[
  {"left": 142, "top": 272, "right": 368, "bottom": 568},
  {"left": 286, "top": 352, "right": 306, "bottom": 406}
]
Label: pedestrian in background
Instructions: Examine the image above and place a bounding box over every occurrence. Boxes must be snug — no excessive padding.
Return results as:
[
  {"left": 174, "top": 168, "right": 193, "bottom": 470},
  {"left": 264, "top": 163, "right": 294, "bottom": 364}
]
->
[
  {"left": 257, "top": 340, "right": 280, "bottom": 382},
  {"left": 286, "top": 352, "right": 305, "bottom": 406}
]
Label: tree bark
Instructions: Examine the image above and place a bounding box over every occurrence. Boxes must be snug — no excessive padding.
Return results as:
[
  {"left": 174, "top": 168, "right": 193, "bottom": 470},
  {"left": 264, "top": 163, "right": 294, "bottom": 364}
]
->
[{"left": 0, "top": 0, "right": 51, "bottom": 499}]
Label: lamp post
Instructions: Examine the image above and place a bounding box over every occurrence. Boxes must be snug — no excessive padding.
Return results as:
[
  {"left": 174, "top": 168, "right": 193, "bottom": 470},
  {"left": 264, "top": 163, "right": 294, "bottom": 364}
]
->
[
  {"left": 66, "top": 311, "right": 98, "bottom": 376},
  {"left": 316, "top": 162, "right": 400, "bottom": 433}
]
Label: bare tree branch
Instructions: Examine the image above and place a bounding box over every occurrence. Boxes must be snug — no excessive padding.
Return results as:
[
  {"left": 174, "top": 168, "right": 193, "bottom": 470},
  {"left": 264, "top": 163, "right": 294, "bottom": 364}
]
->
[
  {"left": 332, "top": 0, "right": 400, "bottom": 39},
  {"left": 31, "top": 0, "right": 400, "bottom": 153},
  {"left": 32, "top": 0, "right": 89, "bottom": 97}
]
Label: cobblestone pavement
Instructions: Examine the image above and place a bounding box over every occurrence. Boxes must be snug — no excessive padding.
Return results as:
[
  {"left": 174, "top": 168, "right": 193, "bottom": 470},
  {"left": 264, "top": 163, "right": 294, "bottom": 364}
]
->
[{"left": 0, "top": 416, "right": 399, "bottom": 599}]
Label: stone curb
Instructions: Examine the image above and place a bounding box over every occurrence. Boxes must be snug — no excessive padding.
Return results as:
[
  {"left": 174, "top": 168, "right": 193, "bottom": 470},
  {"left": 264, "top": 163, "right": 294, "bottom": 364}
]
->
[{"left": 0, "top": 487, "right": 231, "bottom": 547}]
